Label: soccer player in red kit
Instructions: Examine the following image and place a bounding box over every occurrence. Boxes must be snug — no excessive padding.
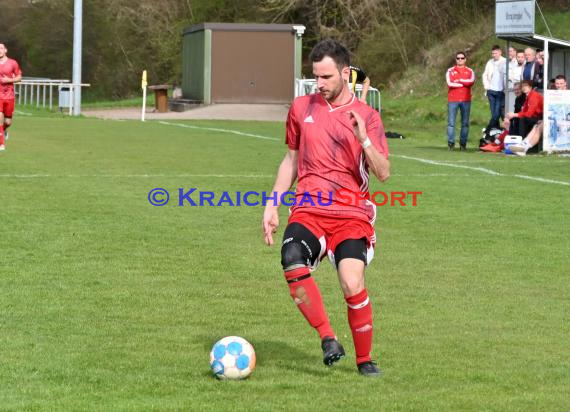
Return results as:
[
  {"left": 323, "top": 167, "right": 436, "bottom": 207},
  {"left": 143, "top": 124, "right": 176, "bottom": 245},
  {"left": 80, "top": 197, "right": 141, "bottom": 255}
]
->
[
  {"left": 262, "top": 39, "right": 390, "bottom": 377},
  {"left": 0, "top": 43, "right": 22, "bottom": 151}
]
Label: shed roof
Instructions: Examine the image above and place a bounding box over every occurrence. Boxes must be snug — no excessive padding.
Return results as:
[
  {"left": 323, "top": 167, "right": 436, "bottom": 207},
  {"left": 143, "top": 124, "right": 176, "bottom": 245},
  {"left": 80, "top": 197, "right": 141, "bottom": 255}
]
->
[
  {"left": 498, "top": 34, "right": 570, "bottom": 50},
  {"left": 183, "top": 23, "right": 302, "bottom": 35}
]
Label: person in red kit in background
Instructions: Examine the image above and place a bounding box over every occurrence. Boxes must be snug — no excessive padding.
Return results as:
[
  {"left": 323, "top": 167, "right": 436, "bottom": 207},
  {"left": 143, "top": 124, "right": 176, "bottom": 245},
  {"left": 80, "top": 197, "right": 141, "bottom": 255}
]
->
[
  {"left": 506, "top": 80, "right": 544, "bottom": 139},
  {"left": 262, "top": 39, "right": 390, "bottom": 377},
  {"left": 446, "top": 51, "right": 476, "bottom": 151},
  {"left": 0, "top": 43, "right": 22, "bottom": 152}
]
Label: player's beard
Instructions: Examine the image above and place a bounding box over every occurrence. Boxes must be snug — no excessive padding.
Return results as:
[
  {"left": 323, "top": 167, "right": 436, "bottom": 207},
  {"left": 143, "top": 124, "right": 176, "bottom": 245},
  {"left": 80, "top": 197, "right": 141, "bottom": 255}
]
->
[{"left": 320, "top": 81, "right": 343, "bottom": 103}]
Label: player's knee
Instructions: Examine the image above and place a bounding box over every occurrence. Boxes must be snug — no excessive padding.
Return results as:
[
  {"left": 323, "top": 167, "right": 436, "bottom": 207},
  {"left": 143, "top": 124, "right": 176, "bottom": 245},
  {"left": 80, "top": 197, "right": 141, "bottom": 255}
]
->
[
  {"left": 339, "top": 275, "right": 365, "bottom": 297},
  {"left": 281, "top": 241, "right": 309, "bottom": 271},
  {"left": 334, "top": 238, "right": 367, "bottom": 267},
  {"left": 335, "top": 238, "right": 367, "bottom": 295}
]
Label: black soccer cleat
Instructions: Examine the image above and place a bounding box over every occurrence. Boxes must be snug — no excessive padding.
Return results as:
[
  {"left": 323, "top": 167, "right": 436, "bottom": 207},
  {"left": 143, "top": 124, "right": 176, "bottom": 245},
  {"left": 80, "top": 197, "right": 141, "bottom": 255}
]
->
[
  {"left": 321, "top": 337, "right": 345, "bottom": 366},
  {"left": 357, "top": 360, "right": 383, "bottom": 377},
  {"left": 460, "top": 144, "right": 467, "bottom": 151},
  {"left": 448, "top": 143, "right": 455, "bottom": 151}
]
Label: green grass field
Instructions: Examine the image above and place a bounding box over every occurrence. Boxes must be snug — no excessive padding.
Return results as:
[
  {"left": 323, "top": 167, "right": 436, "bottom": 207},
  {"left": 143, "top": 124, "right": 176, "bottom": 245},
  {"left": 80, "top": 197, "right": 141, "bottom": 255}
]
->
[{"left": 1, "top": 102, "right": 569, "bottom": 411}]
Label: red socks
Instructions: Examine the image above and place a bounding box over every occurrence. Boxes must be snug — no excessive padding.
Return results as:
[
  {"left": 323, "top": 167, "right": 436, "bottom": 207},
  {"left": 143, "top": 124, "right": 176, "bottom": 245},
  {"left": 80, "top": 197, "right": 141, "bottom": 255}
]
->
[
  {"left": 285, "top": 270, "right": 374, "bottom": 364},
  {"left": 285, "top": 268, "right": 335, "bottom": 340},
  {"left": 346, "top": 289, "right": 373, "bottom": 364}
]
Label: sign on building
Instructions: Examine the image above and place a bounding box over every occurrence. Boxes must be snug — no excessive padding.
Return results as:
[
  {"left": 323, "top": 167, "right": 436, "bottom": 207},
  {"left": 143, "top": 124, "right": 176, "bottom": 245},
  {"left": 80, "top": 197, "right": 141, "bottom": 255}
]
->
[
  {"left": 495, "top": 0, "right": 535, "bottom": 35},
  {"left": 544, "top": 90, "right": 570, "bottom": 153}
]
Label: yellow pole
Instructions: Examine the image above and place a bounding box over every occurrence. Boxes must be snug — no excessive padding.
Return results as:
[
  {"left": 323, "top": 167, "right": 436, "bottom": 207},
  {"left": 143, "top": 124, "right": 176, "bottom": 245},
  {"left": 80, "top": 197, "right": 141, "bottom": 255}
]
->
[{"left": 141, "top": 70, "right": 148, "bottom": 122}]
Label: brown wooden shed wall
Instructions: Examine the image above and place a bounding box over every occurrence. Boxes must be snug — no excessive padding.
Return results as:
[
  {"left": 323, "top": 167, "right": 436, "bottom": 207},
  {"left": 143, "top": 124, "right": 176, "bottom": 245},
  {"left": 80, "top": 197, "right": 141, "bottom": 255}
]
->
[{"left": 210, "top": 31, "right": 294, "bottom": 104}]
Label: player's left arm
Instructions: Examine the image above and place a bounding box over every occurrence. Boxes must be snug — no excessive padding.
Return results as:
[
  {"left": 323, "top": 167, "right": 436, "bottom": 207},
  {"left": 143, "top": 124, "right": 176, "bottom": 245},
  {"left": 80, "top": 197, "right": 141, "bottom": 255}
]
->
[{"left": 348, "top": 110, "right": 390, "bottom": 182}]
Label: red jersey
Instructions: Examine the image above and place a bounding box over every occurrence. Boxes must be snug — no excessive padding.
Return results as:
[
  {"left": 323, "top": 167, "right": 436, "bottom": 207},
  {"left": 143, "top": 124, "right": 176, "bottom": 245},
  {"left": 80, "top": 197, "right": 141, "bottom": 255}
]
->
[
  {"left": 518, "top": 89, "right": 544, "bottom": 119},
  {"left": 446, "top": 65, "right": 475, "bottom": 102},
  {"left": 286, "top": 93, "right": 389, "bottom": 223},
  {"left": 0, "top": 58, "right": 22, "bottom": 100}
]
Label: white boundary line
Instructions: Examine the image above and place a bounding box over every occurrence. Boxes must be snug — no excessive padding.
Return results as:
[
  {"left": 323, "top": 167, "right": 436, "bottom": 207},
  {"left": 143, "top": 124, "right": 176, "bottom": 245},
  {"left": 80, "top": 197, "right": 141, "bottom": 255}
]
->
[
  {"left": 513, "top": 174, "right": 570, "bottom": 186},
  {"left": 6, "top": 117, "right": 568, "bottom": 186},
  {"left": 394, "top": 155, "right": 501, "bottom": 175},
  {"left": 159, "top": 121, "right": 279, "bottom": 141},
  {"left": 394, "top": 154, "right": 570, "bottom": 186}
]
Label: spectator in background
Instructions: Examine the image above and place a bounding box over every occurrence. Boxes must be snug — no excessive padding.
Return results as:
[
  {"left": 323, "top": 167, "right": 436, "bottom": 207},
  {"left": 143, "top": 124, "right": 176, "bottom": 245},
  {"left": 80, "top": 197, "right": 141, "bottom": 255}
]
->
[
  {"left": 483, "top": 45, "right": 506, "bottom": 132},
  {"left": 480, "top": 83, "right": 525, "bottom": 153},
  {"left": 510, "top": 49, "right": 525, "bottom": 84},
  {"left": 548, "top": 78, "right": 556, "bottom": 90},
  {"left": 522, "top": 48, "right": 536, "bottom": 81},
  {"left": 533, "top": 51, "right": 544, "bottom": 93},
  {"left": 554, "top": 74, "right": 567, "bottom": 91},
  {"left": 508, "top": 46, "right": 517, "bottom": 63},
  {"left": 506, "top": 80, "right": 543, "bottom": 140},
  {"left": 507, "top": 82, "right": 526, "bottom": 138},
  {"left": 507, "top": 49, "right": 525, "bottom": 113},
  {"left": 513, "top": 82, "right": 526, "bottom": 113},
  {"left": 446, "top": 51, "right": 475, "bottom": 151},
  {"left": 515, "top": 50, "right": 526, "bottom": 67},
  {"left": 483, "top": 78, "right": 562, "bottom": 155},
  {"left": 348, "top": 66, "right": 371, "bottom": 104},
  {"left": 509, "top": 121, "right": 544, "bottom": 156}
]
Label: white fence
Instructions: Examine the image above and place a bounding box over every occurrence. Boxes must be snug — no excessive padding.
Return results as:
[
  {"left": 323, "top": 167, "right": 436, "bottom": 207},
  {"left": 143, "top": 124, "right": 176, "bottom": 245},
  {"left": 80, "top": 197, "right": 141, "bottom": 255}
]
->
[
  {"left": 295, "top": 79, "right": 381, "bottom": 112},
  {"left": 14, "top": 77, "right": 90, "bottom": 114}
]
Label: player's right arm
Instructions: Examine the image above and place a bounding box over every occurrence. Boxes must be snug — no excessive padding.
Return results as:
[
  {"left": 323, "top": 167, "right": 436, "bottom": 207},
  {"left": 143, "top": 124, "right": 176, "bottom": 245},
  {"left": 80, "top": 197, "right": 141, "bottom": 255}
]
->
[{"left": 262, "top": 149, "right": 298, "bottom": 246}]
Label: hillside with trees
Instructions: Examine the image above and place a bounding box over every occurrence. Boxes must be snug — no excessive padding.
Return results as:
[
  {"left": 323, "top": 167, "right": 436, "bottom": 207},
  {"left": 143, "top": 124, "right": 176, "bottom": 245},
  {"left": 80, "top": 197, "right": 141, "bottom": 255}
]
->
[{"left": 1, "top": 0, "right": 568, "bottom": 99}]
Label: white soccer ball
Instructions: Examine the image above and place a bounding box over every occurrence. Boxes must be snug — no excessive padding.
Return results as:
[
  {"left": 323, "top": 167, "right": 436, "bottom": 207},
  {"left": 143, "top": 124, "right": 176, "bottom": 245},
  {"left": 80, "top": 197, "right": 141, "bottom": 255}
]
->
[{"left": 210, "top": 336, "right": 256, "bottom": 380}]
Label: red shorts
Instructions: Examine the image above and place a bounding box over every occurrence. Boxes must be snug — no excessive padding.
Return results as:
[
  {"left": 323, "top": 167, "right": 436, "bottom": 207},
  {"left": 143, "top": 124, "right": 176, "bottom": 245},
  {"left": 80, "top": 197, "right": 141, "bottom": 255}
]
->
[
  {"left": 0, "top": 99, "right": 15, "bottom": 118},
  {"left": 288, "top": 211, "right": 376, "bottom": 269}
]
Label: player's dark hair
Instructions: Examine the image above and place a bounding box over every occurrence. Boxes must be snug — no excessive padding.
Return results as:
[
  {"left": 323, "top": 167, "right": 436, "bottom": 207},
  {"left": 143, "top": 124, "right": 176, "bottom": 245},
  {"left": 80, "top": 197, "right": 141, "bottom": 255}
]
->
[
  {"left": 555, "top": 74, "right": 566, "bottom": 81},
  {"left": 521, "top": 80, "right": 534, "bottom": 88},
  {"left": 491, "top": 45, "right": 501, "bottom": 51},
  {"left": 456, "top": 51, "right": 466, "bottom": 58},
  {"left": 309, "top": 39, "right": 350, "bottom": 71}
]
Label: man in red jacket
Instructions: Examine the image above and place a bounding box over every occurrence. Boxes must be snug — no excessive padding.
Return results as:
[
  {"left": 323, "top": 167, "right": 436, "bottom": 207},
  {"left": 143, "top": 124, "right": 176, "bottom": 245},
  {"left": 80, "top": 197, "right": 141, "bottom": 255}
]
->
[
  {"left": 446, "top": 51, "right": 475, "bottom": 150},
  {"left": 506, "top": 80, "right": 543, "bottom": 138}
]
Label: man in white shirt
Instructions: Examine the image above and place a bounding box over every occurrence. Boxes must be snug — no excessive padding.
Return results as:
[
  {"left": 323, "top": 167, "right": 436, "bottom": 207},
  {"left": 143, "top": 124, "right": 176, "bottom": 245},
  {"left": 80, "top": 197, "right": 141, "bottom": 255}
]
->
[
  {"left": 508, "top": 47, "right": 517, "bottom": 62},
  {"left": 507, "top": 49, "right": 525, "bottom": 113},
  {"left": 483, "top": 45, "right": 506, "bottom": 132}
]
